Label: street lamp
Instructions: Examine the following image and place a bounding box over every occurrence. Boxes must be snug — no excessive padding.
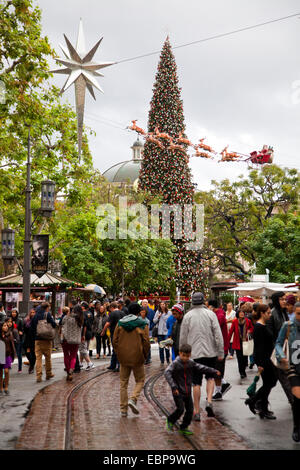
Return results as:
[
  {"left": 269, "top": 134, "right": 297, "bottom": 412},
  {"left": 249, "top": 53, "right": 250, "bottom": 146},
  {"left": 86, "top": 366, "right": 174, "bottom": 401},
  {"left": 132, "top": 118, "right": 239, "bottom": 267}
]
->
[
  {"left": 1, "top": 228, "right": 15, "bottom": 260},
  {"left": 41, "top": 180, "right": 55, "bottom": 217}
]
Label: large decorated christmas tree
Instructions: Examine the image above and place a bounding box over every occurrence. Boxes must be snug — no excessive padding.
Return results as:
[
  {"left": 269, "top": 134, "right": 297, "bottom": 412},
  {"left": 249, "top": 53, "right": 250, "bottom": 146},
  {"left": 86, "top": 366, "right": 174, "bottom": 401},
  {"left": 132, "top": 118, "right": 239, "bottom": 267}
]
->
[{"left": 139, "top": 37, "right": 203, "bottom": 293}]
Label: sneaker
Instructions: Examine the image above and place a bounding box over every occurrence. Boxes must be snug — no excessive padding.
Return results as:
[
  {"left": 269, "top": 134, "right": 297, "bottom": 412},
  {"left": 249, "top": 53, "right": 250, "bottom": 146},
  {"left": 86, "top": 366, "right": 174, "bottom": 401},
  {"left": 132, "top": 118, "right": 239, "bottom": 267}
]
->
[
  {"left": 221, "top": 383, "right": 232, "bottom": 396},
  {"left": 240, "top": 374, "right": 247, "bottom": 379},
  {"left": 205, "top": 402, "right": 215, "bottom": 417},
  {"left": 79, "top": 363, "right": 84, "bottom": 370},
  {"left": 193, "top": 413, "right": 201, "bottom": 422},
  {"left": 178, "top": 428, "right": 194, "bottom": 436},
  {"left": 18, "top": 370, "right": 22, "bottom": 373},
  {"left": 212, "top": 392, "right": 223, "bottom": 401},
  {"left": 121, "top": 412, "right": 127, "bottom": 417},
  {"left": 85, "top": 363, "right": 95, "bottom": 371},
  {"left": 4, "top": 389, "right": 9, "bottom": 395},
  {"left": 128, "top": 399, "right": 139, "bottom": 415},
  {"left": 166, "top": 419, "right": 174, "bottom": 431}
]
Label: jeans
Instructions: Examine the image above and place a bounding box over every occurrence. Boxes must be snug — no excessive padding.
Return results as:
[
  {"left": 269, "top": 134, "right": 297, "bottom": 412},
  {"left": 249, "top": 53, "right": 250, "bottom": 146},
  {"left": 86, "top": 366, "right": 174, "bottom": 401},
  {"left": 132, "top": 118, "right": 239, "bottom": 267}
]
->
[
  {"left": 25, "top": 346, "right": 36, "bottom": 370},
  {"left": 110, "top": 348, "right": 119, "bottom": 370},
  {"left": 96, "top": 334, "right": 108, "bottom": 356},
  {"left": 168, "top": 394, "right": 194, "bottom": 429},
  {"left": 15, "top": 342, "right": 23, "bottom": 371},
  {"left": 158, "top": 335, "right": 170, "bottom": 364},
  {"left": 236, "top": 348, "right": 248, "bottom": 377}
]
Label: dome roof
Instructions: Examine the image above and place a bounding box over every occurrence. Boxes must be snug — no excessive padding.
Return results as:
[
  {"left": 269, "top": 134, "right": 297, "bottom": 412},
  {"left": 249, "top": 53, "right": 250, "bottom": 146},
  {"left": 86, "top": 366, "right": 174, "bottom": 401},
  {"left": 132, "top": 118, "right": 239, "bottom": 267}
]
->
[
  {"left": 102, "top": 159, "right": 141, "bottom": 183},
  {"left": 132, "top": 139, "right": 143, "bottom": 148}
]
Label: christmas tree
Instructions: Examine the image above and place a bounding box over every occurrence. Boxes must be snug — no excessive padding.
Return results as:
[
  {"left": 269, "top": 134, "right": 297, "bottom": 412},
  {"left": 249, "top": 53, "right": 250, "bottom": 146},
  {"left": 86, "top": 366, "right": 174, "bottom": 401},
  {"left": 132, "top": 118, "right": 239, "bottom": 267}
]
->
[{"left": 139, "top": 37, "right": 203, "bottom": 293}]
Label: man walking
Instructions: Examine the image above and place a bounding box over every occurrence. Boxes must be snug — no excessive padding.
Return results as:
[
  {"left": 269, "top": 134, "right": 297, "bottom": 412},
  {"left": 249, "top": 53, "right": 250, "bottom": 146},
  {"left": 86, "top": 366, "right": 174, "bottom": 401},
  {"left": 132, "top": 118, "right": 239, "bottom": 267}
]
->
[
  {"left": 180, "top": 292, "right": 224, "bottom": 421},
  {"left": 113, "top": 302, "right": 150, "bottom": 417},
  {"left": 31, "top": 302, "right": 56, "bottom": 383}
]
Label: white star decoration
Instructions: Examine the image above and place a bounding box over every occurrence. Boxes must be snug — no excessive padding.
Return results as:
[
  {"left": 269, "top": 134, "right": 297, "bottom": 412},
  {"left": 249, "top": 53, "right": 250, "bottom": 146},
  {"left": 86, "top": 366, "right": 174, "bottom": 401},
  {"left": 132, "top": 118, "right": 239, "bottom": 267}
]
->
[{"left": 52, "top": 19, "right": 115, "bottom": 159}]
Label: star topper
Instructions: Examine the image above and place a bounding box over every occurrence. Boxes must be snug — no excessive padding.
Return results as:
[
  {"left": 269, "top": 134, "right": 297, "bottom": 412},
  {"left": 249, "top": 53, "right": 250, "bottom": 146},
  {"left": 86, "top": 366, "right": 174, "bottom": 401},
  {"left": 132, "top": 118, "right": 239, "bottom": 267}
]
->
[{"left": 52, "top": 19, "right": 115, "bottom": 160}]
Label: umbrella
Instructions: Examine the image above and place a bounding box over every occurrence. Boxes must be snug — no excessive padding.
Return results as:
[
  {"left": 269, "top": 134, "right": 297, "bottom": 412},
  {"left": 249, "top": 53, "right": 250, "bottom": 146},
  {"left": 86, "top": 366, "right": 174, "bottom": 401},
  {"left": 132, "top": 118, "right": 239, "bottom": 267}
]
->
[
  {"left": 239, "top": 296, "right": 255, "bottom": 303},
  {"left": 246, "top": 370, "right": 262, "bottom": 397},
  {"left": 85, "top": 284, "right": 106, "bottom": 295}
]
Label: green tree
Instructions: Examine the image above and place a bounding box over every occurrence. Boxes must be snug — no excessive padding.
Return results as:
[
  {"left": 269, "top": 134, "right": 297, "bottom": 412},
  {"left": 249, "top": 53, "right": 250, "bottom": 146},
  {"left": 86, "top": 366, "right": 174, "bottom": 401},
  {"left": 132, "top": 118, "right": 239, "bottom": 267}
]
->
[
  {"left": 139, "top": 37, "right": 203, "bottom": 293},
  {"left": 249, "top": 214, "right": 300, "bottom": 283},
  {"left": 195, "top": 164, "right": 299, "bottom": 277}
]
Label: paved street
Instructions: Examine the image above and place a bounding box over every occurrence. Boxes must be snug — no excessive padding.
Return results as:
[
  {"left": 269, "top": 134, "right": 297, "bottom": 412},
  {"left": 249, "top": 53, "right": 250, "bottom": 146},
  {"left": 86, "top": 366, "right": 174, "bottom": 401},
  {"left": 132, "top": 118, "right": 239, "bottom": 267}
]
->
[{"left": 0, "top": 345, "right": 299, "bottom": 451}]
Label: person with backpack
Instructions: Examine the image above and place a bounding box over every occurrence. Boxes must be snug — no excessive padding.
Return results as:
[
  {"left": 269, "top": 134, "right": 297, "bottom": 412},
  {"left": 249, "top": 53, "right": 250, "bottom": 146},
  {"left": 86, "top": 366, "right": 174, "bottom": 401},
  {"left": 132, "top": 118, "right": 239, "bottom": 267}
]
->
[
  {"left": 31, "top": 302, "right": 56, "bottom": 383},
  {"left": 60, "top": 305, "right": 84, "bottom": 381}
]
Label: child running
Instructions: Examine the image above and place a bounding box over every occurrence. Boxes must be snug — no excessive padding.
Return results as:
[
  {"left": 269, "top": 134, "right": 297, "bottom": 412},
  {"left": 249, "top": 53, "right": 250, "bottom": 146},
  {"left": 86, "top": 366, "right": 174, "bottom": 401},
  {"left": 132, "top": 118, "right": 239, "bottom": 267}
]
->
[
  {"left": 0, "top": 321, "right": 16, "bottom": 395},
  {"left": 164, "top": 343, "right": 221, "bottom": 435}
]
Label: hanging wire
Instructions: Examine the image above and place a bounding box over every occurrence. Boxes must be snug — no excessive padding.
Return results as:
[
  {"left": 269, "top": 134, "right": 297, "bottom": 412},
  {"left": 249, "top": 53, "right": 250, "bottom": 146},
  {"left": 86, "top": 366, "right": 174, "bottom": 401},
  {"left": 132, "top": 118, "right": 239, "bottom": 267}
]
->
[{"left": 115, "top": 12, "right": 300, "bottom": 64}]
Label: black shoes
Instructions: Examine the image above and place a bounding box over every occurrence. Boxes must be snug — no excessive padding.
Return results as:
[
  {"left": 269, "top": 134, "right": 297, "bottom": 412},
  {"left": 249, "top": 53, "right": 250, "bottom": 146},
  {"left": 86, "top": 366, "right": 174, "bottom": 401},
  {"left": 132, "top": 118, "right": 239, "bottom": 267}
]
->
[
  {"left": 259, "top": 410, "right": 277, "bottom": 420},
  {"left": 292, "top": 426, "right": 300, "bottom": 442},
  {"left": 245, "top": 398, "right": 257, "bottom": 415}
]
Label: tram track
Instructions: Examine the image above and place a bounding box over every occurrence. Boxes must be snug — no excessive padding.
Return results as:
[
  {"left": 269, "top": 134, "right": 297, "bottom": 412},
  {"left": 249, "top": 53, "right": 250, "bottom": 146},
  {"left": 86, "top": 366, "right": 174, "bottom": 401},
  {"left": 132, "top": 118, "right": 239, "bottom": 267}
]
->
[
  {"left": 64, "top": 368, "right": 110, "bottom": 450},
  {"left": 143, "top": 371, "right": 202, "bottom": 451}
]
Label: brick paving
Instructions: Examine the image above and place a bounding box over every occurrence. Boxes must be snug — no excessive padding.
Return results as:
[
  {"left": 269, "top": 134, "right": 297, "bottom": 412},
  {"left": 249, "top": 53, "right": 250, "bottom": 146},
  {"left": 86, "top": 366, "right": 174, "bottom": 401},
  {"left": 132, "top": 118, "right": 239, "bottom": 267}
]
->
[{"left": 16, "top": 359, "right": 249, "bottom": 450}]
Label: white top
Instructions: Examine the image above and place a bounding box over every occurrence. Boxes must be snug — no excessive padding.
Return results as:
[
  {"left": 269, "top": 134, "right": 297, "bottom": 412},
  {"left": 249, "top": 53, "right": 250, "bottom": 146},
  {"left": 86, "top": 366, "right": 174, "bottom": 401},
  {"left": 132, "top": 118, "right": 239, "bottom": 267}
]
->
[
  {"left": 226, "top": 310, "right": 236, "bottom": 333},
  {"left": 153, "top": 310, "right": 172, "bottom": 336}
]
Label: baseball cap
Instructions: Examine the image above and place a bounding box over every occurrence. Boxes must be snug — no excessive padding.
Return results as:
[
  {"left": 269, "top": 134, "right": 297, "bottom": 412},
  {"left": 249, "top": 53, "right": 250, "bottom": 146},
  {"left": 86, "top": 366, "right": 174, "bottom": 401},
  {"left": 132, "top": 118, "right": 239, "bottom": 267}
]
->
[{"left": 191, "top": 292, "right": 205, "bottom": 305}]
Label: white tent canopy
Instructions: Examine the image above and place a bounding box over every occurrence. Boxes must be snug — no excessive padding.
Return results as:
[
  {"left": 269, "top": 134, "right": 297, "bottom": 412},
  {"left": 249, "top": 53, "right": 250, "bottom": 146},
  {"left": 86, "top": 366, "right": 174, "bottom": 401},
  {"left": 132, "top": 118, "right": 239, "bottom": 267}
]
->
[{"left": 227, "top": 282, "right": 298, "bottom": 298}]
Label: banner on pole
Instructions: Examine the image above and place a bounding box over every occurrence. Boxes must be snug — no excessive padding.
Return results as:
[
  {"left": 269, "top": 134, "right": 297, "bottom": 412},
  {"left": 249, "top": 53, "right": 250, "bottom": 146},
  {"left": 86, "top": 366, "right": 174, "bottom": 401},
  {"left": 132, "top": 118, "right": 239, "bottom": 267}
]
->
[{"left": 31, "top": 235, "right": 49, "bottom": 278}]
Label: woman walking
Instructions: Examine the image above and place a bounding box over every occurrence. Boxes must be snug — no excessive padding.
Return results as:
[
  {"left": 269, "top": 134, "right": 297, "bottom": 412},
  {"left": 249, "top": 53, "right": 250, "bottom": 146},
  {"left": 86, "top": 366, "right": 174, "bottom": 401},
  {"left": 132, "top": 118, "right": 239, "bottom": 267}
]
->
[
  {"left": 60, "top": 305, "right": 84, "bottom": 381},
  {"left": 228, "top": 307, "right": 253, "bottom": 379},
  {"left": 10, "top": 309, "right": 24, "bottom": 372},
  {"left": 153, "top": 301, "right": 172, "bottom": 366},
  {"left": 245, "top": 304, "right": 277, "bottom": 419},
  {"left": 0, "top": 321, "right": 16, "bottom": 395},
  {"left": 226, "top": 302, "right": 236, "bottom": 359},
  {"left": 23, "top": 308, "right": 36, "bottom": 374},
  {"left": 276, "top": 302, "right": 300, "bottom": 442},
  {"left": 93, "top": 304, "right": 109, "bottom": 359}
]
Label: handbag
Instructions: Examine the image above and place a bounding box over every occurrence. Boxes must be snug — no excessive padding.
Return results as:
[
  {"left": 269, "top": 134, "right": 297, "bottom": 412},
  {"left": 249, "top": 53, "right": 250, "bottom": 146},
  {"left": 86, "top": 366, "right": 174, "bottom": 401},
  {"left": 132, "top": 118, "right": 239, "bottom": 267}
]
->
[
  {"left": 36, "top": 312, "right": 56, "bottom": 340},
  {"left": 242, "top": 335, "right": 254, "bottom": 356},
  {"left": 151, "top": 324, "right": 159, "bottom": 338},
  {"left": 271, "top": 322, "right": 291, "bottom": 370}
]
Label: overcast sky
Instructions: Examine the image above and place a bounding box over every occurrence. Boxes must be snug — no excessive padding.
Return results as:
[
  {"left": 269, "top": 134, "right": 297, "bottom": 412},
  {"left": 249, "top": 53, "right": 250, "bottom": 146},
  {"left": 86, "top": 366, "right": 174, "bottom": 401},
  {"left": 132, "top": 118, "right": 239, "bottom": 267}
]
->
[{"left": 37, "top": 0, "right": 300, "bottom": 190}]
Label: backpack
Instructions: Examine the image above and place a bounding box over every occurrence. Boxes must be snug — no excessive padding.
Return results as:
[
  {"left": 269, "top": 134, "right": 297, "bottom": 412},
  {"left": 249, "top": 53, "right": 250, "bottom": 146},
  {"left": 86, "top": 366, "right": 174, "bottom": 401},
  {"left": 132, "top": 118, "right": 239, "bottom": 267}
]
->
[
  {"left": 62, "top": 314, "right": 82, "bottom": 344},
  {"left": 36, "top": 312, "right": 56, "bottom": 340}
]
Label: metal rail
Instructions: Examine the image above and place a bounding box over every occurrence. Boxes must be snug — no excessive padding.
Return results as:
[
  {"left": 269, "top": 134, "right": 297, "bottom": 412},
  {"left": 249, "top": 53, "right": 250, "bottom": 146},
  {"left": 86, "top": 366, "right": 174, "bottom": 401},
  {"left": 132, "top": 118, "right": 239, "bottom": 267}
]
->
[
  {"left": 143, "top": 371, "right": 202, "bottom": 451},
  {"left": 64, "top": 369, "right": 110, "bottom": 450}
]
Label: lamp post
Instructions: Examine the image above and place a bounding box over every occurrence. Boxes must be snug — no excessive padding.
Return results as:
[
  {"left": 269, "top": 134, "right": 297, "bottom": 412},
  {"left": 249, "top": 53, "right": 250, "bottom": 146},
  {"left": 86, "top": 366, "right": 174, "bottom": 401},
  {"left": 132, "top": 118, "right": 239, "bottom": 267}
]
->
[{"left": 1, "top": 126, "right": 55, "bottom": 317}]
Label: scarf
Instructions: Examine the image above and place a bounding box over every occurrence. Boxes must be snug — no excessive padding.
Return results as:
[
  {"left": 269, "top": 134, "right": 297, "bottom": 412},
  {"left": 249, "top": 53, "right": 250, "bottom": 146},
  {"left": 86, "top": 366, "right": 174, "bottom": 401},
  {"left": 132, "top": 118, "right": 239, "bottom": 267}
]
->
[{"left": 238, "top": 318, "right": 248, "bottom": 342}]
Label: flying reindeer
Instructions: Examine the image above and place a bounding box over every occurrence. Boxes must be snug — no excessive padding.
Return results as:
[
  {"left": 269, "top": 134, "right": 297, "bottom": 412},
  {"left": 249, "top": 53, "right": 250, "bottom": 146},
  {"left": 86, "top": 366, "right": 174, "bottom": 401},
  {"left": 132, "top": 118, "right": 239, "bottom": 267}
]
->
[
  {"left": 219, "top": 146, "right": 241, "bottom": 162},
  {"left": 128, "top": 120, "right": 146, "bottom": 136}
]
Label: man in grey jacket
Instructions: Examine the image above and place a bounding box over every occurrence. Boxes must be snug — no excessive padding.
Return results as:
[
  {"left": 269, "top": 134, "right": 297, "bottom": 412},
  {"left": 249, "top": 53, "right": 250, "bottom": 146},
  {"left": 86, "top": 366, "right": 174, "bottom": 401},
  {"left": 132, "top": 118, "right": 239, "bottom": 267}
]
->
[{"left": 180, "top": 292, "right": 224, "bottom": 421}]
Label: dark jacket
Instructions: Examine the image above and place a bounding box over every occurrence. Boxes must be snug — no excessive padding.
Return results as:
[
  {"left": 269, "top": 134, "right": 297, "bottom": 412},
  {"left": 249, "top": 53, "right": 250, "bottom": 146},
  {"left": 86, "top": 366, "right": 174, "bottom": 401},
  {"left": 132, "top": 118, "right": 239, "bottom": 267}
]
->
[
  {"left": 0, "top": 332, "right": 16, "bottom": 360},
  {"left": 23, "top": 319, "right": 35, "bottom": 349},
  {"left": 253, "top": 323, "right": 274, "bottom": 367},
  {"left": 31, "top": 307, "right": 56, "bottom": 340},
  {"left": 84, "top": 310, "right": 94, "bottom": 340},
  {"left": 164, "top": 356, "right": 219, "bottom": 396},
  {"left": 267, "top": 306, "right": 288, "bottom": 344},
  {"left": 93, "top": 313, "right": 109, "bottom": 335},
  {"left": 171, "top": 318, "right": 183, "bottom": 357}
]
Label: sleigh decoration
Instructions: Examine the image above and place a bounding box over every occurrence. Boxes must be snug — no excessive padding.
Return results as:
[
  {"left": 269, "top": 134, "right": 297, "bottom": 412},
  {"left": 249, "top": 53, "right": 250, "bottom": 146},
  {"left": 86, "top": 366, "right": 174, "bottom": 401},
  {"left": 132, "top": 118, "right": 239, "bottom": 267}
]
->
[{"left": 248, "top": 145, "right": 274, "bottom": 165}]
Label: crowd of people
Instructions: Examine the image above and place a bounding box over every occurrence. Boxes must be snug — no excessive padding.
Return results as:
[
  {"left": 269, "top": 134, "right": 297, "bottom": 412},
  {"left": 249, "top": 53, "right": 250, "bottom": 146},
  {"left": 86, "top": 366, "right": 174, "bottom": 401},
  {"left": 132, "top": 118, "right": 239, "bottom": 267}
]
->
[{"left": 0, "top": 291, "right": 299, "bottom": 443}]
